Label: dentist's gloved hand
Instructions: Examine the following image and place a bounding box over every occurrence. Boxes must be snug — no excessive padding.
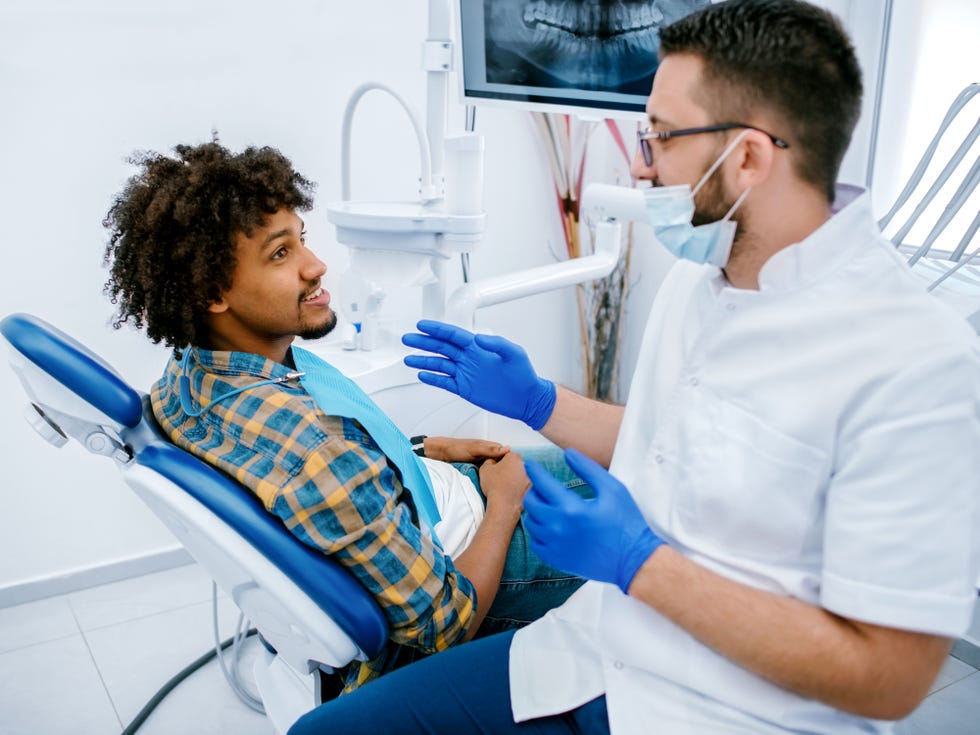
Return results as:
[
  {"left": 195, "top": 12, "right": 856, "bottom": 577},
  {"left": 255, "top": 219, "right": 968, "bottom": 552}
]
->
[
  {"left": 523, "top": 448, "right": 664, "bottom": 594},
  {"left": 402, "top": 320, "right": 557, "bottom": 430}
]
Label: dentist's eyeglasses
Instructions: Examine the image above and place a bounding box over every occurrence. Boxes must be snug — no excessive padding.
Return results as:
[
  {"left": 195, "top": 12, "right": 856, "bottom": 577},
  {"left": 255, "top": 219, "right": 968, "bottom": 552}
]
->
[{"left": 636, "top": 123, "right": 790, "bottom": 166}]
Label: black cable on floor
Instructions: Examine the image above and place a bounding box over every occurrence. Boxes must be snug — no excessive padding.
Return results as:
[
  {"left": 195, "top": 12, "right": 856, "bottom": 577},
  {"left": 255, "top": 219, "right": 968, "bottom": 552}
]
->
[{"left": 120, "top": 628, "right": 258, "bottom": 735}]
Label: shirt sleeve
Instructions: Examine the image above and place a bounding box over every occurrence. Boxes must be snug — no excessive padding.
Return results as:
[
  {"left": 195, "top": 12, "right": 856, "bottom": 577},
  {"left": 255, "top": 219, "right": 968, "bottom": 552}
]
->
[
  {"left": 270, "top": 415, "right": 477, "bottom": 653},
  {"left": 821, "top": 348, "right": 980, "bottom": 637}
]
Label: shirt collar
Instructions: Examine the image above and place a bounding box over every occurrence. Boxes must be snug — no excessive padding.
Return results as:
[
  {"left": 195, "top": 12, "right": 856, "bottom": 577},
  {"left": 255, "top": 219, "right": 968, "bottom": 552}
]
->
[
  {"left": 183, "top": 346, "right": 296, "bottom": 381},
  {"left": 756, "top": 183, "right": 870, "bottom": 292}
]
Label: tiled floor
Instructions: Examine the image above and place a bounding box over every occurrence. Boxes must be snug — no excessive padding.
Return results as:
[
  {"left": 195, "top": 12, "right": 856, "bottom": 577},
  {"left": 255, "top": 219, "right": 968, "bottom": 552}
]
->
[
  {"left": 0, "top": 563, "right": 272, "bottom": 735},
  {"left": 0, "top": 563, "right": 977, "bottom": 734}
]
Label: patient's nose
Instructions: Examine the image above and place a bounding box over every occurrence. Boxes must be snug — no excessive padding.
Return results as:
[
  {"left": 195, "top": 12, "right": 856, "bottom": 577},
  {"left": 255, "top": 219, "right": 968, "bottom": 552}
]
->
[{"left": 302, "top": 250, "right": 327, "bottom": 280}]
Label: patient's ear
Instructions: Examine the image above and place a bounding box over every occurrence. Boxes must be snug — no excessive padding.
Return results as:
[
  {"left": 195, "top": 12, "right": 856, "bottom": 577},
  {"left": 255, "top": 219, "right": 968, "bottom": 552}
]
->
[{"left": 207, "top": 298, "right": 229, "bottom": 314}]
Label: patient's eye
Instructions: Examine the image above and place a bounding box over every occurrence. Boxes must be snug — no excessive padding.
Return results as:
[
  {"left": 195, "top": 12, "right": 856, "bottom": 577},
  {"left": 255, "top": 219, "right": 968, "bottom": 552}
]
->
[
  {"left": 300, "top": 230, "right": 308, "bottom": 245},
  {"left": 271, "top": 246, "right": 288, "bottom": 260}
]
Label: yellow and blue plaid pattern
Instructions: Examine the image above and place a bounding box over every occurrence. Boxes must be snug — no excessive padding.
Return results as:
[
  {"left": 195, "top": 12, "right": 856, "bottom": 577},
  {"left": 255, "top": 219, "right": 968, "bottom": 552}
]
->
[{"left": 151, "top": 348, "right": 476, "bottom": 690}]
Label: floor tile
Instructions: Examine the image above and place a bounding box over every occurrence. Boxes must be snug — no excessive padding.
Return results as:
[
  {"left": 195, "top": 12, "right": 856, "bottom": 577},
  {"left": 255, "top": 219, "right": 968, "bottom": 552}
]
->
[
  {"left": 0, "top": 633, "right": 121, "bottom": 735},
  {"left": 895, "top": 670, "right": 980, "bottom": 735},
  {"left": 127, "top": 635, "right": 275, "bottom": 735},
  {"left": 0, "top": 595, "right": 80, "bottom": 655},
  {"left": 928, "top": 655, "right": 976, "bottom": 694},
  {"left": 68, "top": 562, "right": 220, "bottom": 631},
  {"left": 84, "top": 594, "right": 258, "bottom": 727}
]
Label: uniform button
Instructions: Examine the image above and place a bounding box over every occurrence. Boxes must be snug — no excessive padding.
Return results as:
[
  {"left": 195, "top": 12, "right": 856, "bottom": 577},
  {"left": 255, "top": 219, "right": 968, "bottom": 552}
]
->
[
  {"left": 726, "top": 303, "right": 736, "bottom": 311},
  {"left": 655, "top": 454, "right": 664, "bottom": 464},
  {"left": 614, "top": 661, "right": 625, "bottom": 670},
  {"left": 689, "top": 376, "right": 699, "bottom": 386}
]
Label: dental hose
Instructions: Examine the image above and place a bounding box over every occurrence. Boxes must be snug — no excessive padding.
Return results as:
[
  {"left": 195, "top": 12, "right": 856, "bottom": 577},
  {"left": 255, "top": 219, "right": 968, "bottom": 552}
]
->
[
  {"left": 118, "top": 628, "right": 258, "bottom": 734},
  {"left": 119, "top": 583, "right": 260, "bottom": 734}
]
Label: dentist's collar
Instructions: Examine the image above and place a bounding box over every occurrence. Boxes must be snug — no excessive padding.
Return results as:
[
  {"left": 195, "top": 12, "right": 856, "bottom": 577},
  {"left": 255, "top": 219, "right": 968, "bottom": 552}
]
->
[{"left": 756, "top": 184, "right": 869, "bottom": 293}]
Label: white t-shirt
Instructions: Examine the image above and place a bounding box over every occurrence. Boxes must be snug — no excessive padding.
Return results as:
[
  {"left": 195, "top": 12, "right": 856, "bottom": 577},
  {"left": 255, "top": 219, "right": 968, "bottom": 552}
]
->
[
  {"left": 423, "top": 457, "right": 485, "bottom": 559},
  {"left": 509, "top": 188, "right": 980, "bottom": 734}
]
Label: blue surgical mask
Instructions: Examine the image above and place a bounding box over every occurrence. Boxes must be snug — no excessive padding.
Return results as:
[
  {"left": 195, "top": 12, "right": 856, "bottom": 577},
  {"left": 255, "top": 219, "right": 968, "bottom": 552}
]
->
[{"left": 643, "top": 131, "right": 751, "bottom": 267}]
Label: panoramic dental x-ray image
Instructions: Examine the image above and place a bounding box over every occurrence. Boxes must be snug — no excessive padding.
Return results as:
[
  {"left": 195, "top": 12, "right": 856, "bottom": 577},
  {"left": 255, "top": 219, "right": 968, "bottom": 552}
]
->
[{"left": 485, "top": 0, "right": 711, "bottom": 93}]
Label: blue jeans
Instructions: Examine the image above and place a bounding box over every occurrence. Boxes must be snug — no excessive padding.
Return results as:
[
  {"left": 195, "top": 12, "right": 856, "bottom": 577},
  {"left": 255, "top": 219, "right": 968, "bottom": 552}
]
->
[
  {"left": 453, "top": 445, "right": 587, "bottom": 636},
  {"left": 288, "top": 630, "right": 610, "bottom": 735},
  {"left": 360, "top": 446, "right": 586, "bottom": 680}
]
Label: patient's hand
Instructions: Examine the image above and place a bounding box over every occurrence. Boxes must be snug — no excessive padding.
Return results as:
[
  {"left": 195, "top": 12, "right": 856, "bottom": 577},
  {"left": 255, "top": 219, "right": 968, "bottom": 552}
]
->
[
  {"left": 478, "top": 451, "right": 531, "bottom": 522},
  {"left": 424, "top": 437, "right": 510, "bottom": 464}
]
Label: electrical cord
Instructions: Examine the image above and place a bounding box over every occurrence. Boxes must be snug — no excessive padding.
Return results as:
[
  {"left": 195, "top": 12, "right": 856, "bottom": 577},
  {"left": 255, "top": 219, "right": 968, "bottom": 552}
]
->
[{"left": 119, "top": 584, "right": 262, "bottom": 734}]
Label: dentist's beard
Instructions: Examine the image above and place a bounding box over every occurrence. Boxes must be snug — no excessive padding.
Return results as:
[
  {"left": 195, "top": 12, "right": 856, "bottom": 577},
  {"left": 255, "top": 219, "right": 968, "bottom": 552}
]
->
[
  {"left": 692, "top": 175, "right": 751, "bottom": 259},
  {"left": 691, "top": 174, "right": 731, "bottom": 227}
]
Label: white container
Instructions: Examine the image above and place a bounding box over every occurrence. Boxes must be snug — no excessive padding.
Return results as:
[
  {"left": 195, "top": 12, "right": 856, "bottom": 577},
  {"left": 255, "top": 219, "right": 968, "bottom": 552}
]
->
[{"left": 443, "top": 133, "right": 484, "bottom": 216}]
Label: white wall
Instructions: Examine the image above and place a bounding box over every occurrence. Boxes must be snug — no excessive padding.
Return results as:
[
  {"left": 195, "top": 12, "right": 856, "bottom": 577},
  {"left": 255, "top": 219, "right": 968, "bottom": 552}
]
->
[
  {"left": 0, "top": 0, "right": 896, "bottom": 601},
  {"left": 827, "top": 0, "right": 890, "bottom": 187}
]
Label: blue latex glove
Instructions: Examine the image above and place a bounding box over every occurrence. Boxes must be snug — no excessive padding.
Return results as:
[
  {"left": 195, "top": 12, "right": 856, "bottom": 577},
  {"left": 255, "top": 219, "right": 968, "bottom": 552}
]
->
[
  {"left": 523, "top": 448, "right": 664, "bottom": 594},
  {"left": 402, "top": 320, "right": 556, "bottom": 430}
]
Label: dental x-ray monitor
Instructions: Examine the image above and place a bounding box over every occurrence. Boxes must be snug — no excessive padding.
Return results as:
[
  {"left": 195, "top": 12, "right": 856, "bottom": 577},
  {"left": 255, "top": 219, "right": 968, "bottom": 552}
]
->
[
  {"left": 323, "top": 0, "right": 691, "bottom": 388},
  {"left": 457, "top": 0, "right": 713, "bottom": 119}
]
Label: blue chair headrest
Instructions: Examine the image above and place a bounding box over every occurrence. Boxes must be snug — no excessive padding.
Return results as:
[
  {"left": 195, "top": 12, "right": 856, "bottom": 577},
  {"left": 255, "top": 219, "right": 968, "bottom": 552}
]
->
[{"left": 0, "top": 313, "right": 143, "bottom": 428}]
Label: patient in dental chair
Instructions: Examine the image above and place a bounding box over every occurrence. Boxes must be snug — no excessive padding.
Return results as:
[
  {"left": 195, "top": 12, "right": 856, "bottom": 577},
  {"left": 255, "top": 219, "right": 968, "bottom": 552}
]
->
[{"left": 101, "top": 138, "right": 584, "bottom": 693}]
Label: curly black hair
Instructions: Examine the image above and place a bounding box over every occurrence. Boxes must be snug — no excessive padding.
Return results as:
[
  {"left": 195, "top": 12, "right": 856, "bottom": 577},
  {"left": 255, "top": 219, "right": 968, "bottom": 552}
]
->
[
  {"left": 660, "top": 0, "right": 862, "bottom": 202},
  {"left": 103, "top": 138, "right": 316, "bottom": 349}
]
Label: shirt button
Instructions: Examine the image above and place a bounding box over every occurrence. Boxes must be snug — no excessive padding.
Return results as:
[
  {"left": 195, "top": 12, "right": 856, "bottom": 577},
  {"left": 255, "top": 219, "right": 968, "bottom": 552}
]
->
[
  {"left": 726, "top": 303, "right": 736, "bottom": 311},
  {"left": 689, "top": 376, "right": 699, "bottom": 387},
  {"left": 655, "top": 454, "right": 664, "bottom": 464},
  {"left": 614, "top": 661, "right": 625, "bottom": 670}
]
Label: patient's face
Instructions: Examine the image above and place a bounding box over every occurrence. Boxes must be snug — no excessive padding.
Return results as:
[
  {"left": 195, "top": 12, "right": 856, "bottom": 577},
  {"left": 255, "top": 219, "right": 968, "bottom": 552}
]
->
[{"left": 206, "top": 208, "right": 336, "bottom": 362}]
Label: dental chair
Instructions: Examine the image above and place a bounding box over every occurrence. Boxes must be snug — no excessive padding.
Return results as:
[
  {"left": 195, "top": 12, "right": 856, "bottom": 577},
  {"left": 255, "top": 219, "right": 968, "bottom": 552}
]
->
[{"left": 0, "top": 312, "right": 388, "bottom": 734}]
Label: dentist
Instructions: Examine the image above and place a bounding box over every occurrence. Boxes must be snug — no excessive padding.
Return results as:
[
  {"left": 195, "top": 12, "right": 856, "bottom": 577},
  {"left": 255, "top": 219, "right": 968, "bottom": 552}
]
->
[{"left": 289, "top": 1, "right": 980, "bottom": 733}]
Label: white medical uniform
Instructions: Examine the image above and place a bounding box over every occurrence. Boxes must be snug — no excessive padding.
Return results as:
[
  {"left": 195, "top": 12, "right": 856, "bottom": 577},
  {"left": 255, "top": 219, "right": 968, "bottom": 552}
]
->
[{"left": 509, "top": 187, "right": 980, "bottom": 734}]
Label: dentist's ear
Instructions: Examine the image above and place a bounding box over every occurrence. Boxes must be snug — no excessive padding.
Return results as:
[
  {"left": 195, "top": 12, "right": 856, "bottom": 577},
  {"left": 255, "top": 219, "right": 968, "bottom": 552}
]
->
[{"left": 731, "top": 128, "right": 777, "bottom": 191}]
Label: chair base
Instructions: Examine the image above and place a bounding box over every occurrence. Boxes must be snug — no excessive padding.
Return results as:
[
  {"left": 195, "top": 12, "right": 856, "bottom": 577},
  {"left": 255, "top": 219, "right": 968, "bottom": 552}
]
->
[{"left": 253, "top": 647, "right": 317, "bottom": 735}]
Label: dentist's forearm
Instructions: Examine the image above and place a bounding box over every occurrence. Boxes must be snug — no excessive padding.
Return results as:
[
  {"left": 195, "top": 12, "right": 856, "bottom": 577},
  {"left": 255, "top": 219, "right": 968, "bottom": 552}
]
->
[
  {"left": 628, "top": 545, "right": 951, "bottom": 720},
  {"left": 539, "top": 385, "right": 624, "bottom": 467}
]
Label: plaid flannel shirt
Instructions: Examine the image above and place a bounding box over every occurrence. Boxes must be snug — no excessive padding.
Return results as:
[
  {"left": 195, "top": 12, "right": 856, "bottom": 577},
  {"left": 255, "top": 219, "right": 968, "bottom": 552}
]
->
[{"left": 151, "top": 347, "right": 476, "bottom": 690}]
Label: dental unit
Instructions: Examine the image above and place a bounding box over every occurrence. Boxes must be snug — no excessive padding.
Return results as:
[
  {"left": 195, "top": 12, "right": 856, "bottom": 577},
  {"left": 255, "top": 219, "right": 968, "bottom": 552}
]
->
[{"left": 309, "top": 0, "right": 657, "bottom": 443}]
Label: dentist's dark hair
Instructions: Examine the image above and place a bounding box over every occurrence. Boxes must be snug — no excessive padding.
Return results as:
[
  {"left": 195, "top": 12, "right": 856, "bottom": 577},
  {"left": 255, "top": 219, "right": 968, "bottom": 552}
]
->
[
  {"left": 659, "top": 0, "right": 862, "bottom": 202},
  {"left": 103, "top": 136, "right": 315, "bottom": 350}
]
